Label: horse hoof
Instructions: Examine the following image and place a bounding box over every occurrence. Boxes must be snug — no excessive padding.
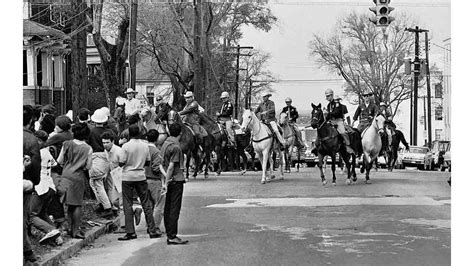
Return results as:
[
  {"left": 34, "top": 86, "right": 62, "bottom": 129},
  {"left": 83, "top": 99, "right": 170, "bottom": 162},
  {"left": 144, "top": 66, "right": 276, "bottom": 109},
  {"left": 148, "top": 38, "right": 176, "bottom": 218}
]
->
[
  {"left": 215, "top": 172, "right": 219, "bottom": 176},
  {"left": 365, "top": 180, "right": 372, "bottom": 184},
  {"left": 261, "top": 180, "right": 266, "bottom": 184},
  {"left": 332, "top": 182, "right": 336, "bottom": 186},
  {"left": 280, "top": 176, "right": 284, "bottom": 180},
  {"left": 346, "top": 179, "right": 351, "bottom": 185},
  {"left": 204, "top": 174, "right": 209, "bottom": 179},
  {"left": 240, "top": 170, "right": 246, "bottom": 175},
  {"left": 322, "top": 180, "right": 327, "bottom": 186}
]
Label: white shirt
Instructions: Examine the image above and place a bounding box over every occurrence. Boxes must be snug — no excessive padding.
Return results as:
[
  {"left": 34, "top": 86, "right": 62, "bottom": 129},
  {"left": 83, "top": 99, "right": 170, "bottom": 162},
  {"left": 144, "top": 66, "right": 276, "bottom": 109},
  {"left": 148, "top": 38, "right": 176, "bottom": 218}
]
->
[
  {"left": 35, "top": 148, "right": 57, "bottom": 195},
  {"left": 105, "top": 144, "right": 125, "bottom": 170},
  {"left": 125, "top": 98, "right": 141, "bottom": 116}
]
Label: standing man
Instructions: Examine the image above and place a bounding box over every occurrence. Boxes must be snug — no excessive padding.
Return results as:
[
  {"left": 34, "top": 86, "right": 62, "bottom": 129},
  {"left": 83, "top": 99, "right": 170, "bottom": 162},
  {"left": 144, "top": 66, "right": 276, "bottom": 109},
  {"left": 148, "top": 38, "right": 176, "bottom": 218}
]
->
[
  {"left": 216, "top": 91, "right": 236, "bottom": 147},
  {"left": 118, "top": 124, "right": 161, "bottom": 240},
  {"left": 124, "top": 88, "right": 141, "bottom": 118},
  {"left": 23, "top": 105, "right": 42, "bottom": 263},
  {"left": 324, "top": 90, "right": 355, "bottom": 154},
  {"left": 161, "top": 123, "right": 188, "bottom": 245},
  {"left": 280, "top": 97, "right": 304, "bottom": 148},
  {"left": 178, "top": 91, "right": 208, "bottom": 144},
  {"left": 353, "top": 92, "right": 379, "bottom": 133},
  {"left": 254, "top": 93, "right": 286, "bottom": 150}
]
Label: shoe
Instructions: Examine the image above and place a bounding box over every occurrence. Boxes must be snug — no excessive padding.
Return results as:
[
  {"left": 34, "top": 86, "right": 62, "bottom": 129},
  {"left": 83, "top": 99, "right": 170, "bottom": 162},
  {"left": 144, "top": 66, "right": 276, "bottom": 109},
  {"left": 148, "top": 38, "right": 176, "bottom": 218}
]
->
[
  {"left": 72, "top": 231, "right": 85, "bottom": 239},
  {"left": 134, "top": 208, "right": 143, "bottom": 226},
  {"left": 167, "top": 237, "right": 188, "bottom": 245},
  {"left": 24, "top": 251, "right": 37, "bottom": 263},
  {"left": 39, "top": 229, "right": 61, "bottom": 244},
  {"left": 149, "top": 232, "right": 162, "bottom": 239},
  {"left": 118, "top": 233, "right": 137, "bottom": 241}
]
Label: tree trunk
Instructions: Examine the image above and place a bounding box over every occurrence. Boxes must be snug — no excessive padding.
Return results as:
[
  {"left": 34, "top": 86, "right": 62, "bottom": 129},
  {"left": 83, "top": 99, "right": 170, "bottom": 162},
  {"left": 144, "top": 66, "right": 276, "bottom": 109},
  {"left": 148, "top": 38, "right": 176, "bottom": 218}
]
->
[{"left": 71, "top": 0, "right": 88, "bottom": 121}]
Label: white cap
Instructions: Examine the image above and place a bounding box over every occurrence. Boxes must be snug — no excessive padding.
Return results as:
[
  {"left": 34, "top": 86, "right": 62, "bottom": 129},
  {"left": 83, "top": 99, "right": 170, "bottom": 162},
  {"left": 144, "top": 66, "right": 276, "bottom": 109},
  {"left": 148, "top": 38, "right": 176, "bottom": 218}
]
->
[
  {"left": 220, "top": 91, "right": 230, "bottom": 99},
  {"left": 184, "top": 91, "right": 194, "bottom": 98},
  {"left": 125, "top": 88, "right": 137, "bottom": 94},
  {"left": 91, "top": 109, "right": 108, "bottom": 123}
]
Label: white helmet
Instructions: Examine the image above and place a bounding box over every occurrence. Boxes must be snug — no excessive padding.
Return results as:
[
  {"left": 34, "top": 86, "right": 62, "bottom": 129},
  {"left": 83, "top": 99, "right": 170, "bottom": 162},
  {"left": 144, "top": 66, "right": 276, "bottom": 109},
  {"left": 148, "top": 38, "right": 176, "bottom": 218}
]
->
[
  {"left": 285, "top": 97, "right": 292, "bottom": 103},
  {"left": 184, "top": 91, "right": 194, "bottom": 98},
  {"left": 325, "top": 89, "right": 334, "bottom": 96},
  {"left": 220, "top": 91, "right": 230, "bottom": 99}
]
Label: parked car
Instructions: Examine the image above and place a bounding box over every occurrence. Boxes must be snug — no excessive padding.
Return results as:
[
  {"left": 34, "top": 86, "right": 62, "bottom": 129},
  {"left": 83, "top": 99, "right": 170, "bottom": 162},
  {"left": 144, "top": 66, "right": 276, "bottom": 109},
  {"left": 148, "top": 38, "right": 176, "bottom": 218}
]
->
[
  {"left": 400, "top": 146, "right": 430, "bottom": 170},
  {"left": 442, "top": 150, "right": 451, "bottom": 172},
  {"left": 424, "top": 140, "right": 450, "bottom": 170},
  {"left": 300, "top": 127, "right": 318, "bottom": 167}
]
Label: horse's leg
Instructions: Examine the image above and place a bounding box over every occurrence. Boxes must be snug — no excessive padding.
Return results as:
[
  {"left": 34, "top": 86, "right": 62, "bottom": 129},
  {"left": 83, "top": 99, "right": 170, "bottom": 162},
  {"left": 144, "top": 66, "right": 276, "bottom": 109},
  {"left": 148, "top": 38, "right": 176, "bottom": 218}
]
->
[
  {"left": 215, "top": 145, "right": 222, "bottom": 176},
  {"left": 391, "top": 150, "right": 398, "bottom": 171},
  {"left": 365, "top": 155, "right": 373, "bottom": 184},
  {"left": 297, "top": 147, "right": 300, "bottom": 173},
  {"left": 317, "top": 154, "right": 326, "bottom": 185},
  {"left": 239, "top": 147, "right": 247, "bottom": 175},
  {"left": 185, "top": 153, "right": 191, "bottom": 181},
  {"left": 341, "top": 152, "right": 352, "bottom": 185},
  {"left": 260, "top": 150, "right": 268, "bottom": 184},
  {"left": 331, "top": 154, "right": 337, "bottom": 185},
  {"left": 269, "top": 149, "right": 275, "bottom": 180},
  {"left": 204, "top": 147, "right": 210, "bottom": 179},
  {"left": 351, "top": 154, "right": 357, "bottom": 182},
  {"left": 279, "top": 149, "right": 285, "bottom": 179}
]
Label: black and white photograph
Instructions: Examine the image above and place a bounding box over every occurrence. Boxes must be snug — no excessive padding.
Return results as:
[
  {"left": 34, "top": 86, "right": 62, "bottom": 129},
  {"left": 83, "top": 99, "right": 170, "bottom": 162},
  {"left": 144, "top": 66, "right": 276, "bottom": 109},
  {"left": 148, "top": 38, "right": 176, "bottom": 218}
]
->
[{"left": 10, "top": 0, "right": 469, "bottom": 264}]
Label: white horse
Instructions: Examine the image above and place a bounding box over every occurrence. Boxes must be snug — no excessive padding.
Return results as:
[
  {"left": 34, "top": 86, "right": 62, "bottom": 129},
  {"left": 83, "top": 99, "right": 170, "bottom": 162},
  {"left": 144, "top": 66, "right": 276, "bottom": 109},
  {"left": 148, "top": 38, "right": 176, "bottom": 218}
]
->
[
  {"left": 279, "top": 112, "right": 297, "bottom": 172},
  {"left": 241, "top": 109, "right": 285, "bottom": 184},
  {"left": 360, "top": 114, "right": 386, "bottom": 184}
]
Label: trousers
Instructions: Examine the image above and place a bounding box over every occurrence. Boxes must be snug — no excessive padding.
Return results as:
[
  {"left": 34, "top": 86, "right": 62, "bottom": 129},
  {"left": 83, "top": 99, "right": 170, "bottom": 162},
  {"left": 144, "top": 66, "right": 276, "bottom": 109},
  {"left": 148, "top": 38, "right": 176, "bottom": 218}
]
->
[
  {"left": 122, "top": 180, "right": 156, "bottom": 234},
  {"left": 24, "top": 193, "right": 32, "bottom": 253},
  {"left": 164, "top": 181, "right": 184, "bottom": 239},
  {"left": 219, "top": 119, "right": 235, "bottom": 143},
  {"left": 30, "top": 188, "right": 56, "bottom": 234},
  {"left": 147, "top": 179, "right": 166, "bottom": 230}
]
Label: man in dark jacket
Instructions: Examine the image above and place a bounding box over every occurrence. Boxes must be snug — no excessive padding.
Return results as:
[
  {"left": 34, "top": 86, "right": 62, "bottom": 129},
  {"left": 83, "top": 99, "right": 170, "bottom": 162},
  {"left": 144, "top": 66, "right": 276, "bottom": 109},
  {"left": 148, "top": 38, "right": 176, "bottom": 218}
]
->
[
  {"left": 324, "top": 90, "right": 355, "bottom": 154},
  {"left": 23, "top": 105, "right": 41, "bottom": 263},
  {"left": 353, "top": 92, "right": 379, "bottom": 133},
  {"left": 216, "top": 91, "right": 236, "bottom": 147},
  {"left": 281, "top": 97, "right": 304, "bottom": 148}
]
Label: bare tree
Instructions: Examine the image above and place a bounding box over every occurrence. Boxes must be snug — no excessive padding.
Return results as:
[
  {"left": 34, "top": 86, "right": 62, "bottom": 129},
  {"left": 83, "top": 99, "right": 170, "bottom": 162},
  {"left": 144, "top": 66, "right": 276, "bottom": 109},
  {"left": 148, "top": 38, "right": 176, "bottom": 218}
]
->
[{"left": 309, "top": 12, "right": 417, "bottom": 116}]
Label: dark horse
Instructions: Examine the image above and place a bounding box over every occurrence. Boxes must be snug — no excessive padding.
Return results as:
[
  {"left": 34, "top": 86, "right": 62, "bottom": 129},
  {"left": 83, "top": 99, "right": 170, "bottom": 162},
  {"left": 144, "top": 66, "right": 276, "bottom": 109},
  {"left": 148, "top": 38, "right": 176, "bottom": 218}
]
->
[
  {"left": 380, "top": 129, "right": 410, "bottom": 171},
  {"left": 310, "top": 103, "right": 360, "bottom": 185},
  {"left": 196, "top": 112, "right": 227, "bottom": 177},
  {"left": 113, "top": 104, "right": 128, "bottom": 133},
  {"left": 154, "top": 102, "right": 201, "bottom": 180}
]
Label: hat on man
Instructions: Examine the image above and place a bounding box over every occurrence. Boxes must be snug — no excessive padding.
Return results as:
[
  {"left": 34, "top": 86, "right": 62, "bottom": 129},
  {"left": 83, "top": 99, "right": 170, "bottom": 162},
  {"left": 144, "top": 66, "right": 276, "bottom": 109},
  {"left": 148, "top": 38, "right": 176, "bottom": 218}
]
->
[
  {"left": 155, "top": 94, "right": 163, "bottom": 101},
  {"left": 100, "top": 107, "right": 110, "bottom": 117},
  {"left": 325, "top": 89, "right": 334, "bottom": 96},
  {"left": 125, "top": 88, "right": 137, "bottom": 94},
  {"left": 91, "top": 109, "right": 108, "bottom": 123},
  {"left": 220, "top": 91, "right": 230, "bottom": 99},
  {"left": 184, "top": 91, "right": 194, "bottom": 98},
  {"left": 263, "top": 92, "right": 272, "bottom": 97},
  {"left": 41, "top": 104, "right": 56, "bottom": 115}
]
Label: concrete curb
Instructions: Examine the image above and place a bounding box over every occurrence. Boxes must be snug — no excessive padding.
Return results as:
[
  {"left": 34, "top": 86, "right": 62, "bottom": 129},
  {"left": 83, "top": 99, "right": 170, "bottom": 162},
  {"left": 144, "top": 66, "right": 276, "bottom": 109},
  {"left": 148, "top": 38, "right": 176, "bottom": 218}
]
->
[{"left": 38, "top": 216, "right": 121, "bottom": 266}]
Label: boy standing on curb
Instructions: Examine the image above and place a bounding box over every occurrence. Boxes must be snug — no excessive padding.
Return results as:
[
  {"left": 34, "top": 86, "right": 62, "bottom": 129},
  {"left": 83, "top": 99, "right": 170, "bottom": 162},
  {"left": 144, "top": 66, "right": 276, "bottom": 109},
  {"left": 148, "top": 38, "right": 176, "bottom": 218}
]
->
[{"left": 161, "top": 123, "right": 188, "bottom": 245}]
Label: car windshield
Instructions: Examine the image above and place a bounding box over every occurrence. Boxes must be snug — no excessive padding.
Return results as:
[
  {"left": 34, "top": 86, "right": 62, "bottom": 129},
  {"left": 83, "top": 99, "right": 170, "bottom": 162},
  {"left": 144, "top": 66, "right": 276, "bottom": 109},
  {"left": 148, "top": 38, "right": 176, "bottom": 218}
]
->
[{"left": 410, "top": 147, "right": 429, "bottom": 154}]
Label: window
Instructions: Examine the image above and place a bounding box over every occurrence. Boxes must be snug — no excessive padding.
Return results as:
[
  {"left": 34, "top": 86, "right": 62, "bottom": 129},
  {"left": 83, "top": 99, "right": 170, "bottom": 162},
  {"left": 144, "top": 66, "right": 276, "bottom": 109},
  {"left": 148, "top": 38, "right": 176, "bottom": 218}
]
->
[
  {"left": 435, "top": 106, "right": 443, "bottom": 120},
  {"left": 146, "top": 86, "right": 154, "bottom": 104},
  {"left": 435, "top": 84, "right": 443, "bottom": 98},
  {"left": 435, "top": 129, "right": 442, "bottom": 141},
  {"left": 23, "top": 50, "right": 28, "bottom": 86}
]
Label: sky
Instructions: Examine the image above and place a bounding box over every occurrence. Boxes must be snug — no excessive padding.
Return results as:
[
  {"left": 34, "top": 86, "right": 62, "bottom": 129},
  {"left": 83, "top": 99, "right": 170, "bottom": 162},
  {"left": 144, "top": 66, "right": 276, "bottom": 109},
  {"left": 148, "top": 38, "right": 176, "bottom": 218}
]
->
[{"left": 240, "top": 0, "right": 451, "bottom": 114}]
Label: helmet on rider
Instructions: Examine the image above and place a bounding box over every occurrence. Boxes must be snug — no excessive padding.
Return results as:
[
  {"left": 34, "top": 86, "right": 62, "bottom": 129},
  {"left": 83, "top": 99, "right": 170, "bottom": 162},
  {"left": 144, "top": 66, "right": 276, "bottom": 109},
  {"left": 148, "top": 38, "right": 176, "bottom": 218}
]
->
[
  {"left": 380, "top": 102, "right": 387, "bottom": 107},
  {"left": 285, "top": 97, "right": 292, "bottom": 103},
  {"left": 325, "top": 89, "right": 334, "bottom": 101},
  {"left": 220, "top": 91, "right": 230, "bottom": 99}
]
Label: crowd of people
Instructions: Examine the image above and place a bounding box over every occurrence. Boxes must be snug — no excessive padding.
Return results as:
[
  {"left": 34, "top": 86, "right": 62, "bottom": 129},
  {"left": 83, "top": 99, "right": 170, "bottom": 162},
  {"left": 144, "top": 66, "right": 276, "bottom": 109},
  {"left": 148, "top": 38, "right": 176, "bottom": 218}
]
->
[{"left": 22, "top": 89, "right": 189, "bottom": 263}]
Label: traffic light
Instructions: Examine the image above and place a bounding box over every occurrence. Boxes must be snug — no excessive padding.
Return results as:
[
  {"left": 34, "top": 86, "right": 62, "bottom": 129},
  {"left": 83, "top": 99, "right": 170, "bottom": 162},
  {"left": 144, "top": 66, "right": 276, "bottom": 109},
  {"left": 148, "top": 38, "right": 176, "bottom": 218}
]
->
[
  {"left": 404, "top": 59, "right": 411, "bottom": 75},
  {"left": 369, "top": 0, "right": 395, "bottom": 27}
]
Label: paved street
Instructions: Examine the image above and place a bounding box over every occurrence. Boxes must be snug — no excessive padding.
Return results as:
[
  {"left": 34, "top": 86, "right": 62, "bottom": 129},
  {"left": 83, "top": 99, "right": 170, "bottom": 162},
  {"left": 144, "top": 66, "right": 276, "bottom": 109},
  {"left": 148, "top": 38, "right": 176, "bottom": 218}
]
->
[{"left": 65, "top": 167, "right": 450, "bottom": 266}]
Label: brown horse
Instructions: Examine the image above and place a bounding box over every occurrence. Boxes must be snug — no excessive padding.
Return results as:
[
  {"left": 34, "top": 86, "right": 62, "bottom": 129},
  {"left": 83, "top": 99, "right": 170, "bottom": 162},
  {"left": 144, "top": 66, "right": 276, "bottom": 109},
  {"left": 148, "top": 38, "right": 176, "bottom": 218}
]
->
[
  {"left": 113, "top": 104, "right": 128, "bottom": 133},
  {"left": 155, "top": 102, "right": 201, "bottom": 180}
]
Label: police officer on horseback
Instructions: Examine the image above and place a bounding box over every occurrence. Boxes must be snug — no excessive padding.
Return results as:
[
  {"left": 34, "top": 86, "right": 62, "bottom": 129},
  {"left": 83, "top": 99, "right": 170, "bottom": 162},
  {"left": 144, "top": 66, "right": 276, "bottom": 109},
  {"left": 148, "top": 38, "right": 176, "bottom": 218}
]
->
[
  {"left": 352, "top": 91, "right": 379, "bottom": 133},
  {"left": 281, "top": 98, "right": 304, "bottom": 149},
  {"left": 216, "top": 91, "right": 236, "bottom": 147},
  {"left": 178, "top": 91, "right": 208, "bottom": 144},
  {"left": 379, "top": 102, "right": 396, "bottom": 146},
  {"left": 324, "top": 89, "right": 355, "bottom": 154},
  {"left": 254, "top": 93, "right": 286, "bottom": 150}
]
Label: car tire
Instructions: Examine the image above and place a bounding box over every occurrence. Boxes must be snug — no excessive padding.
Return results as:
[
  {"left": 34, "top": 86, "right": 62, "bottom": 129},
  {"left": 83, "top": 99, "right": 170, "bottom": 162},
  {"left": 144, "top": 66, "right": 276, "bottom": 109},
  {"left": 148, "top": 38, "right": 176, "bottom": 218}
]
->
[{"left": 307, "top": 162, "right": 316, "bottom": 167}]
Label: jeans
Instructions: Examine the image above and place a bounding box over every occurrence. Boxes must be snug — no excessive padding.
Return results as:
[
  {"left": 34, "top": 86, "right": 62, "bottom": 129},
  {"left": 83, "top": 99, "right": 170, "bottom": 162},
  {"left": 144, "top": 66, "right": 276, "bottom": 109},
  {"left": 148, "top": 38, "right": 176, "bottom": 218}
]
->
[
  {"left": 147, "top": 179, "right": 166, "bottom": 230},
  {"left": 164, "top": 181, "right": 184, "bottom": 239},
  {"left": 24, "top": 193, "right": 32, "bottom": 253},
  {"left": 122, "top": 180, "right": 156, "bottom": 234},
  {"left": 30, "top": 189, "right": 56, "bottom": 233}
]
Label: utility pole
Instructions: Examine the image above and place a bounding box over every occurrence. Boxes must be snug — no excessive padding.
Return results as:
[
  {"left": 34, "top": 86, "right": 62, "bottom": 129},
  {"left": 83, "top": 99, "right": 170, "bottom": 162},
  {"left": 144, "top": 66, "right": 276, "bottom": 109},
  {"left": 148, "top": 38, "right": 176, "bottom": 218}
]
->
[
  {"left": 405, "top": 26, "right": 428, "bottom": 146},
  {"left": 227, "top": 45, "right": 253, "bottom": 118},
  {"left": 424, "top": 31, "right": 432, "bottom": 148},
  {"left": 128, "top": 0, "right": 138, "bottom": 90},
  {"left": 193, "top": 0, "right": 204, "bottom": 102}
]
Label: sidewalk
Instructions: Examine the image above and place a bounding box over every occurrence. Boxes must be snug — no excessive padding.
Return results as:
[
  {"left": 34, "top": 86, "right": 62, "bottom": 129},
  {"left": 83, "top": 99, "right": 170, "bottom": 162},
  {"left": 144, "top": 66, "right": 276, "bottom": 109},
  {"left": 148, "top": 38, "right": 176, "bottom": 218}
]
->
[{"left": 36, "top": 215, "right": 121, "bottom": 266}]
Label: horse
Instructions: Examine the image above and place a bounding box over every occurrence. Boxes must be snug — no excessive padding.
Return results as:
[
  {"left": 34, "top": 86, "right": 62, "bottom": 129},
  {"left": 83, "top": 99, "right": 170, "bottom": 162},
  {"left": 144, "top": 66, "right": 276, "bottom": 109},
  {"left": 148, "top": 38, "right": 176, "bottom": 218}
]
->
[
  {"left": 279, "top": 112, "right": 299, "bottom": 172},
  {"left": 113, "top": 104, "right": 128, "bottom": 133},
  {"left": 310, "top": 104, "right": 356, "bottom": 185},
  {"left": 154, "top": 102, "right": 201, "bottom": 180},
  {"left": 234, "top": 126, "right": 256, "bottom": 174},
  {"left": 360, "top": 114, "right": 386, "bottom": 183},
  {"left": 241, "top": 109, "right": 285, "bottom": 184},
  {"left": 196, "top": 112, "right": 227, "bottom": 177},
  {"left": 380, "top": 129, "right": 409, "bottom": 171}
]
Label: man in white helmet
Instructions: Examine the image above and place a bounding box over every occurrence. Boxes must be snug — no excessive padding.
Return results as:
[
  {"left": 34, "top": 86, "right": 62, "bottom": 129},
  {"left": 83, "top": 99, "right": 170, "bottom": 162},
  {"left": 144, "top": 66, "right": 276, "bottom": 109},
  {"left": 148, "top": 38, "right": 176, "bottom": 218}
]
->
[
  {"left": 281, "top": 97, "right": 304, "bottom": 149},
  {"left": 255, "top": 93, "right": 286, "bottom": 150},
  {"left": 324, "top": 89, "right": 355, "bottom": 154},
  {"left": 216, "top": 91, "right": 236, "bottom": 147},
  {"left": 178, "top": 91, "right": 208, "bottom": 144}
]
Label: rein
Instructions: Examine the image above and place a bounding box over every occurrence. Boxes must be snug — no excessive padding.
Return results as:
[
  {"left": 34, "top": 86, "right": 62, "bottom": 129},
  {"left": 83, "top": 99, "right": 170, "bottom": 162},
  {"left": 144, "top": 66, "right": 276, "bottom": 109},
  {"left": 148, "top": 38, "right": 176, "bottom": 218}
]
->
[{"left": 248, "top": 113, "right": 272, "bottom": 143}]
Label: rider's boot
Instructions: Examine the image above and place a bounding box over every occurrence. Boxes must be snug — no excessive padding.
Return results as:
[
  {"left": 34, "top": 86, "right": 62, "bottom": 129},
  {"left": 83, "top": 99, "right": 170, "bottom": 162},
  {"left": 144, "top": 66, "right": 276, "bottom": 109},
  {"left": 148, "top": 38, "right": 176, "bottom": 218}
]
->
[
  {"left": 388, "top": 129, "right": 393, "bottom": 146},
  {"left": 341, "top": 133, "right": 355, "bottom": 154}
]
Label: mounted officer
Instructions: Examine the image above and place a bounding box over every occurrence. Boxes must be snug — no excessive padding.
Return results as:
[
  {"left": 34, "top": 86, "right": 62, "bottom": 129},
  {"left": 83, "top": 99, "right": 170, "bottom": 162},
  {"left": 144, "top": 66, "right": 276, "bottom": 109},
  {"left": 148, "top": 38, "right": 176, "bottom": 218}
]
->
[
  {"left": 379, "top": 102, "right": 396, "bottom": 146},
  {"left": 216, "top": 91, "right": 236, "bottom": 147},
  {"left": 178, "top": 91, "right": 208, "bottom": 144},
  {"left": 254, "top": 93, "right": 286, "bottom": 150},
  {"left": 280, "top": 98, "right": 304, "bottom": 149},
  {"left": 323, "top": 89, "right": 355, "bottom": 154},
  {"left": 352, "top": 91, "right": 379, "bottom": 133}
]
